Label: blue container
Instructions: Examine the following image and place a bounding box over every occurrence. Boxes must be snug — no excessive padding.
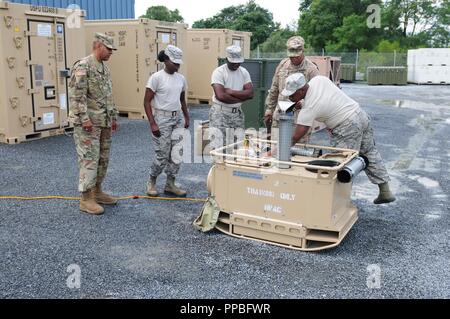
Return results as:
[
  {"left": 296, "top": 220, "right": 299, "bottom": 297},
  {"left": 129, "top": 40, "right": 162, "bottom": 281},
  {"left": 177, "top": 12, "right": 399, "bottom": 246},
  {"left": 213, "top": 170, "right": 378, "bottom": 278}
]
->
[{"left": 8, "top": 0, "right": 135, "bottom": 20}]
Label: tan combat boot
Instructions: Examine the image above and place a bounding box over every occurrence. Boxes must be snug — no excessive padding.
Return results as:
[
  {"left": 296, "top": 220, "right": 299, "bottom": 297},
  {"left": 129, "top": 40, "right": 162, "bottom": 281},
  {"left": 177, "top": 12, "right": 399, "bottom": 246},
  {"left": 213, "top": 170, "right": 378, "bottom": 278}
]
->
[
  {"left": 374, "top": 182, "right": 396, "bottom": 205},
  {"left": 164, "top": 177, "right": 187, "bottom": 197},
  {"left": 146, "top": 176, "right": 158, "bottom": 197},
  {"left": 94, "top": 184, "right": 118, "bottom": 205},
  {"left": 80, "top": 189, "right": 104, "bottom": 215}
]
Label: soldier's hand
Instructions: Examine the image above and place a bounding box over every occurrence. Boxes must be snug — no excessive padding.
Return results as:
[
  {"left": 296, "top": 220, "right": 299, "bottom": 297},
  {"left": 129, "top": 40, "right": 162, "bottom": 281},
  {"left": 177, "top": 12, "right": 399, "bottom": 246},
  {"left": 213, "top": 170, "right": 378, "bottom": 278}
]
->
[
  {"left": 82, "top": 120, "right": 93, "bottom": 133},
  {"left": 151, "top": 123, "right": 161, "bottom": 138},
  {"left": 294, "top": 100, "right": 303, "bottom": 110},
  {"left": 263, "top": 114, "right": 273, "bottom": 126},
  {"left": 184, "top": 116, "right": 190, "bottom": 129},
  {"left": 112, "top": 120, "right": 120, "bottom": 133}
]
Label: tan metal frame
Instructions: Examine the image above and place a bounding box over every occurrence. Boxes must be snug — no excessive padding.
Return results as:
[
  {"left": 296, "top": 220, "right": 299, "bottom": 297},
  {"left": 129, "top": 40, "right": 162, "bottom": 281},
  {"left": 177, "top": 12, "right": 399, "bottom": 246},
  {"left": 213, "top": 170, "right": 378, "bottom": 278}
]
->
[{"left": 208, "top": 139, "right": 360, "bottom": 251}]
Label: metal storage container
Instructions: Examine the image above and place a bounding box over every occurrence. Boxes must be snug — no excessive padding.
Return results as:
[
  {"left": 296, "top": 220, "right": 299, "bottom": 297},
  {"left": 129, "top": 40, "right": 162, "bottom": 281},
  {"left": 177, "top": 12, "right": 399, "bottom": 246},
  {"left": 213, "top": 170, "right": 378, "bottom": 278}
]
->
[
  {"left": 186, "top": 29, "right": 252, "bottom": 105},
  {"left": 367, "top": 67, "right": 407, "bottom": 85},
  {"left": 408, "top": 48, "right": 450, "bottom": 84},
  {"left": 0, "top": 1, "right": 86, "bottom": 144},
  {"left": 307, "top": 56, "right": 341, "bottom": 86},
  {"left": 84, "top": 19, "right": 188, "bottom": 119},
  {"left": 340, "top": 64, "right": 356, "bottom": 82}
]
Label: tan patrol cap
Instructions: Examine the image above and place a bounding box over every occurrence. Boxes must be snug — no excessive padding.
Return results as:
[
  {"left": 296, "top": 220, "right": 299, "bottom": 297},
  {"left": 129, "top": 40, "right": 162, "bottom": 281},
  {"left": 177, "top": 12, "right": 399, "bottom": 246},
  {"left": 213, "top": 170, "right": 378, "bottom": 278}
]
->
[
  {"left": 95, "top": 33, "right": 117, "bottom": 50},
  {"left": 286, "top": 36, "right": 305, "bottom": 57}
]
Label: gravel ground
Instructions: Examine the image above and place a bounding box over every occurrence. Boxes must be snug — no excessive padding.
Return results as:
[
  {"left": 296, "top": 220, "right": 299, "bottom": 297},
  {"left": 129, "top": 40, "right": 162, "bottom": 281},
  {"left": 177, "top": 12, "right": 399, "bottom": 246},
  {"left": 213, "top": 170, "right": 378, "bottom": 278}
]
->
[{"left": 0, "top": 84, "right": 449, "bottom": 299}]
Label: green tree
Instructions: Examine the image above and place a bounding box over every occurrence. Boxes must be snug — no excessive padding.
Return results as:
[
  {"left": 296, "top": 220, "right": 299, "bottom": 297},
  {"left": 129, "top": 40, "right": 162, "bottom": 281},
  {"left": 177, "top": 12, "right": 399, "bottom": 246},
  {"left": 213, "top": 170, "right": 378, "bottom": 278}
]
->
[
  {"left": 140, "top": 5, "right": 184, "bottom": 23},
  {"left": 299, "top": 0, "right": 380, "bottom": 51},
  {"left": 329, "top": 14, "right": 382, "bottom": 51},
  {"left": 382, "top": 0, "right": 449, "bottom": 48},
  {"left": 259, "top": 28, "right": 297, "bottom": 53},
  {"left": 376, "top": 39, "right": 402, "bottom": 52},
  {"left": 192, "top": 0, "right": 279, "bottom": 50}
]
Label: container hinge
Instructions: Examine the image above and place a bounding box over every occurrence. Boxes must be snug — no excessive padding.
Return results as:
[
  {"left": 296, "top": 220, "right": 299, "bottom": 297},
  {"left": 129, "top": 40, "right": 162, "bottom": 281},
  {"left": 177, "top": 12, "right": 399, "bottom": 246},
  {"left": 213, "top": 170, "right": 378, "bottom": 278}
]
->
[
  {"left": 28, "top": 88, "right": 40, "bottom": 95},
  {"left": 24, "top": 31, "right": 37, "bottom": 37},
  {"left": 26, "top": 60, "right": 38, "bottom": 66}
]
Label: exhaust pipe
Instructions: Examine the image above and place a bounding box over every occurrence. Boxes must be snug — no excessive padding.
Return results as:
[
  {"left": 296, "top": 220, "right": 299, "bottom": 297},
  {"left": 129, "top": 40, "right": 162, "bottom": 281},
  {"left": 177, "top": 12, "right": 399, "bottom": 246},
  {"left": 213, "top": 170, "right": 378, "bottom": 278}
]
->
[
  {"left": 291, "top": 147, "right": 322, "bottom": 157},
  {"left": 337, "top": 155, "right": 369, "bottom": 183},
  {"left": 277, "top": 113, "right": 294, "bottom": 169}
]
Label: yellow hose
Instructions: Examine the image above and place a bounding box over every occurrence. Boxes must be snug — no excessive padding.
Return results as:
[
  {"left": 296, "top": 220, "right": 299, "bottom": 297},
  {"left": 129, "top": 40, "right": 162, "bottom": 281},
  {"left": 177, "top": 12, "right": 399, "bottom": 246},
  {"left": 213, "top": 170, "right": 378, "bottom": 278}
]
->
[{"left": 0, "top": 195, "right": 206, "bottom": 203}]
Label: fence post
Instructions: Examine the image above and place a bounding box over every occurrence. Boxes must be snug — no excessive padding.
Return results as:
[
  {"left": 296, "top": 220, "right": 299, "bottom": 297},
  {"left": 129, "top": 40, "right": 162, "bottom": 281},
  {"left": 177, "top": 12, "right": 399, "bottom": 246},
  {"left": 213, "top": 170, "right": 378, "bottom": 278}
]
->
[
  {"left": 394, "top": 50, "right": 397, "bottom": 66},
  {"left": 355, "top": 49, "right": 359, "bottom": 74}
]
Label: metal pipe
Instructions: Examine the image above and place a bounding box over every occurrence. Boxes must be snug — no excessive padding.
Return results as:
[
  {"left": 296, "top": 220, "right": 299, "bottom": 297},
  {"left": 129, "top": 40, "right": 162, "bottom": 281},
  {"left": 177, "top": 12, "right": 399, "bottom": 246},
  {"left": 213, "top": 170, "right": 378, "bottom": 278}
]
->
[
  {"left": 277, "top": 113, "right": 294, "bottom": 169},
  {"left": 337, "top": 156, "right": 368, "bottom": 183}
]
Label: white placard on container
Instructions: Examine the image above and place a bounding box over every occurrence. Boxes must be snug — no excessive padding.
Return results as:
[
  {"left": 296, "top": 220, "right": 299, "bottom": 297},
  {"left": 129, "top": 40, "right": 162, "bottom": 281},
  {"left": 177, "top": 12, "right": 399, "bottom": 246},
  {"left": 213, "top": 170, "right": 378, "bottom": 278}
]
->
[
  {"left": 162, "top": 34, "right": 170, "bottom": 44},
  {"left": 59, "top": 94, "right": 67, "bottom": 110},
  {"left": 37, "top": 24, "right": 52, "bottom": 37},
  {"left": 43, "top": 112, "right": 55, "bottom": 125}
]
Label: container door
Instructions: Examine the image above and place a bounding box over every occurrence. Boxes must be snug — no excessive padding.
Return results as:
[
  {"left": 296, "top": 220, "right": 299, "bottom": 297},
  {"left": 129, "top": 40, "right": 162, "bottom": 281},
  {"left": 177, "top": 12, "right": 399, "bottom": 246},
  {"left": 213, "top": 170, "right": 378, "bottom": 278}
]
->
[
  {"left": 232, "top": 37, "right": 243, "bottom": 48},
  {"left": 28, "top": 20, "right": 69, "bottom": 132},
  {"left": 156, "top": 30, "right": 177, "bottom": 71}
]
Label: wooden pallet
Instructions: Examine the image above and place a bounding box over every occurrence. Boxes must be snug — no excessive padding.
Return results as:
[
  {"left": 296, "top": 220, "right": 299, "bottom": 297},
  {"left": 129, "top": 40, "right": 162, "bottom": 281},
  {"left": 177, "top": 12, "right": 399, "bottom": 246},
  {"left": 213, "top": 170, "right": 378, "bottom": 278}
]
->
[
  {"left": 0, "top": 127, "right": 74, "bottom": 145},
  {"left": 118, "top": 111, "right": 147, "bottom": 120}
]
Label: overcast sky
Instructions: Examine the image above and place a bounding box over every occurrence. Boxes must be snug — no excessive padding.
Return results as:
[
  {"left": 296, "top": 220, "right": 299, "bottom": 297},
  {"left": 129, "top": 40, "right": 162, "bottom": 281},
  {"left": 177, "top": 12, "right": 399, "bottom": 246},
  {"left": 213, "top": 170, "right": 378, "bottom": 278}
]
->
[{"left": 135, "top": 0, "right": 300, "bottom": 28}]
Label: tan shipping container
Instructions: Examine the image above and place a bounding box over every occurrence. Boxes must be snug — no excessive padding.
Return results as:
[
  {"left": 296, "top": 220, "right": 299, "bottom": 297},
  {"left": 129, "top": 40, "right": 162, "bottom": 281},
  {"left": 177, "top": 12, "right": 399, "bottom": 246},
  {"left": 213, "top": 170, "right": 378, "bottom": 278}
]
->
[
  {"left": 0, "top": 1, "right": 86, "bottom": 144},
  {"left": 308, "top": 56, "right": 341, "bottom": 86},
  {"left": 84, "top": 19, "right": 188, "bottom": 119},
  {"left": 186, "top": 29, "right": 252, "bottom": 105}
]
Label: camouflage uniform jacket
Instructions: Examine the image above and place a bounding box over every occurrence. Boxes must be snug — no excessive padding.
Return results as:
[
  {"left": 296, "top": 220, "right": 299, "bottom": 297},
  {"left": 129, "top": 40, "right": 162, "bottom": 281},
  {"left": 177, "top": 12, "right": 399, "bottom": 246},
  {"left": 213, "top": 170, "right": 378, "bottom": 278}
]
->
[
  {"left": 264, "top": 57, "right": 319, "bottom": 116},
  {"left": 69, "top": 54, "right": 118, "bottom": 127}
]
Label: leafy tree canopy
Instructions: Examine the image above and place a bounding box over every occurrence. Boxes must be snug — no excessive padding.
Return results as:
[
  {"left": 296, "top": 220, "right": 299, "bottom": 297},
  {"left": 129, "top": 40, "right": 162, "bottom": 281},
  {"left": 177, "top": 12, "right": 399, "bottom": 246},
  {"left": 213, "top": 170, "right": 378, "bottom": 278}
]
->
[
  {"left": 192, "top": 0, "right": 279, "bottom": 50},
  {"left": 140, "top": 5, "right": 184, "bottom": 23}
]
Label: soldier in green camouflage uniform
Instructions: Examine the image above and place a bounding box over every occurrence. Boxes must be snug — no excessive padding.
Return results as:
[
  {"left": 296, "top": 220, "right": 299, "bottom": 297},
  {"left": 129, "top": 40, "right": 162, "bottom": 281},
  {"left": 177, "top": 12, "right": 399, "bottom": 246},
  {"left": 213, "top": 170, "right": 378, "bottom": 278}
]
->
[
  {"left": 69, "top": 33, "right": 119, "bottom": 215},
  {"left": 264, "top": 36, "right": 319, "bottom": 142}
]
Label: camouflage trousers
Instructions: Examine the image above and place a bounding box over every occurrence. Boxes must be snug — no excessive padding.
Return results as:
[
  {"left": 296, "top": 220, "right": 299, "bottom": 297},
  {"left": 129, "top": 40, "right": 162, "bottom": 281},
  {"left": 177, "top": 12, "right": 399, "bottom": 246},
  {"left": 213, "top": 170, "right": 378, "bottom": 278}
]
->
[
  {"left": 74, "top": 126, "right": 112, "bottom": 192},
  {"left": 209, "top": 104, "right": 245, "bottom": 148},
  {"left": 330, "top": 109, "right": 390, "bottom": 185},
  {"left": 149, "top": 113, "right": 185, "bottom": 180}
]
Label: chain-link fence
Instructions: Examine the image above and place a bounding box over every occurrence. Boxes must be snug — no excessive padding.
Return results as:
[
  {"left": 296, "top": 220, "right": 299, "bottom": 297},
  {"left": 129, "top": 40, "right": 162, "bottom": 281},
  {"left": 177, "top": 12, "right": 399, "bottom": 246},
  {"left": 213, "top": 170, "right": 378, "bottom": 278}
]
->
[{"left": 250, "top": 50, "right": 408, "bottom": 79}]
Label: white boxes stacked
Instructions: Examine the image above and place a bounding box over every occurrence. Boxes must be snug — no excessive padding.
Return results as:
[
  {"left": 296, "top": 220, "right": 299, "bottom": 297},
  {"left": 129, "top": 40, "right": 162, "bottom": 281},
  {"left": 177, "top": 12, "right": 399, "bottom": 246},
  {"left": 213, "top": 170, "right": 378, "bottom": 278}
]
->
[{"left": 408, "top": 48, "right": 450, "bottom": 84}]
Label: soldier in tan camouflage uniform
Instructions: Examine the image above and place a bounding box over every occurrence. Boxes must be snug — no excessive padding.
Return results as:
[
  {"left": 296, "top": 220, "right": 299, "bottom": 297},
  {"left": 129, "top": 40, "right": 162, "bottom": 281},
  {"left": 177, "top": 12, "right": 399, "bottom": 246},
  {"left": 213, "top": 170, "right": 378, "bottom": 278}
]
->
[
  {"left": 263, "top": 36, "right": 319, "bottom": 137},
  {"left": 284, "top": 73, "right": 396, "bottom": 205},
  {"left": 69, "top": 33, "right": 119, "bottom": 215}
]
